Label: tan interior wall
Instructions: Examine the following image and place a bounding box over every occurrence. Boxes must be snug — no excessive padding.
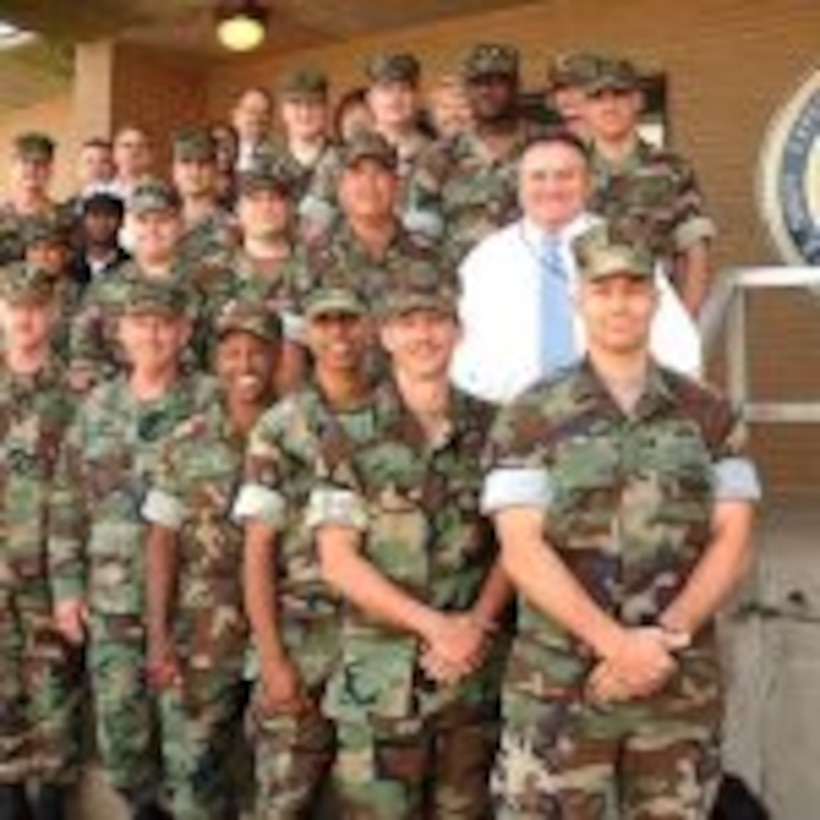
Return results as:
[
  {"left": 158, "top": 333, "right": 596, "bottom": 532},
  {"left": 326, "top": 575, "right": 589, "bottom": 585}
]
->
[
  {"left": 110, "top": 43, "right": 210, "bottom": 179},
  {"left": 0, "top": 93, "right": 77, "bottom": 199}
]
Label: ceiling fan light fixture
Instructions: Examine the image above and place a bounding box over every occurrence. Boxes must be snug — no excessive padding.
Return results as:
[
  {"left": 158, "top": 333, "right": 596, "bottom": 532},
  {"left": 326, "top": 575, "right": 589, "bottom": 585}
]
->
[{"left": 216, "top": 1, "right": 268, "bottom": 52}]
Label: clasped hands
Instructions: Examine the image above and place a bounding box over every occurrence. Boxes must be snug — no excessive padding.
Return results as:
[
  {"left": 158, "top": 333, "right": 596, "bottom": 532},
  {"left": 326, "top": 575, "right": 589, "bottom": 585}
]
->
[
  {"left": 420, "top": 612, "right": 494, "bottom": 686},
  {"left": 585, "top": 626, "right": 688, "bottom": 705}
]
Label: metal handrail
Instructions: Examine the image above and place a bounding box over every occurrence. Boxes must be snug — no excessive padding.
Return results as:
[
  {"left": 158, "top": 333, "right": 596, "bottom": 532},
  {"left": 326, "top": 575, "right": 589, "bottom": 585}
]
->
[{"left": 699, "top": 267, "right": 820, "bottom": 423}]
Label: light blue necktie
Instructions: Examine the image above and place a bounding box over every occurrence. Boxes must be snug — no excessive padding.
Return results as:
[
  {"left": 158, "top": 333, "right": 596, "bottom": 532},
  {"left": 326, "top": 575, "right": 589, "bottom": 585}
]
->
[{"left": 538, "top": 237, "right": 577, "bottom": 377}]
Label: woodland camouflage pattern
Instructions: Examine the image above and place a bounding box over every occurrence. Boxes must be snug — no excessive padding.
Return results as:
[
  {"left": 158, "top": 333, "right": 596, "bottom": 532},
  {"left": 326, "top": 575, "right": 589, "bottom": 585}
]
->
[
  {"left": 485, "top": 359, "right": 748, "bottom": 818},
  {"left": 0, "top": 356, "right": 82, "bottom": 785},
  {"left": 47, "top": 373, "right": 215, "bottom": 803},
  {"left": 143, "top": 399, "right": 250, "bottom": 820},
  {"left": 588, "top": 138, "right": 716, "bottom": 262},
  {"left": 308, "top": 381, "right": 502, "bottom": 818},
  {"left": 238, "top": 382, "right": 378, "bottom": 819}
]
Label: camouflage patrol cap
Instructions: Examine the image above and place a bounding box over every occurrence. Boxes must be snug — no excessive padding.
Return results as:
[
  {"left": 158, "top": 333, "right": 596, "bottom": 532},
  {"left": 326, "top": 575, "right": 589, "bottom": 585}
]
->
[
  {"left": 585, "top": 56, "right": 641, "bottom": 94},
  {"left": 22, "top": 212, "right": 72, "bottom": 247},
  {"left": 366, "top": 52, "right": 421, "bottom": 86},
  {"left": 279, "top": 67, "right": 329, "bottom": 101},
  {"left": 380, "top": 263, "right": 458, "bottom": 318},
  {"left": 304, "top": 286, "right": 367, "bottom": 320},
  {"left": 462, "top": 43, "right": 520, "bottom": 82},
  {"left": 122, "top": 277, "right": 187, "bottom": 317},
  {"left": 340, "top": 131, "right": 398, "bottom": 171},
  {"left": 128, "top": 178, "right": 182, "bottom": 215},
  {"left": 237, "top": 160, "right": 294, "bottom": 197},
  {"left": 1, "top": 263, "right": 54, "bottom": 305},
  {"left": 172, "top": 127, "right": 217, "bottom": 162},
  {"left": 215, "top": 298, "right": 282, "bottom": 343},
  {"left": 14, "top": 131, "right": 55, "bottom": 162},
  {"left": 572, "top": 224, "right": 654, "bottom": 282},
  {"left": 547, "top": 52, "right": 603, "bottom": 91}
]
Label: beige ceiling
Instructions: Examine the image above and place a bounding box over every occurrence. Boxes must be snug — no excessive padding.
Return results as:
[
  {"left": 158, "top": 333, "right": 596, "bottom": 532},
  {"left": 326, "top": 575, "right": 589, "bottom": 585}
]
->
[
  {"left": 0, "top": 0, "right": 532, "bottom": 109},
  {"left": 0, "top": 0, "right": 533, "bottom": 79}
]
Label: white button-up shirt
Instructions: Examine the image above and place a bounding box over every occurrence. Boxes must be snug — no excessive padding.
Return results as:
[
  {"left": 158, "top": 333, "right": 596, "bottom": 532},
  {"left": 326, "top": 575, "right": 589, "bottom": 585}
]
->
[{"left": 451, "top": 213, "right": 702, "bottom": 405}]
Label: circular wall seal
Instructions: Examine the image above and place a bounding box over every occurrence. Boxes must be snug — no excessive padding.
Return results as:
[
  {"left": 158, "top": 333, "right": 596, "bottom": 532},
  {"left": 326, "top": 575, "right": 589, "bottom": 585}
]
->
[{"left": 758, "top": 67, "right": 820, "bottom": 264}]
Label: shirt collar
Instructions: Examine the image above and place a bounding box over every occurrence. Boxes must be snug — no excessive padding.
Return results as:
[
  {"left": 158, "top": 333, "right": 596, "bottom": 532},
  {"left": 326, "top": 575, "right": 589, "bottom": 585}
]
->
[{"left": 520, "top": 211, "right": 599, "bottom": 247}]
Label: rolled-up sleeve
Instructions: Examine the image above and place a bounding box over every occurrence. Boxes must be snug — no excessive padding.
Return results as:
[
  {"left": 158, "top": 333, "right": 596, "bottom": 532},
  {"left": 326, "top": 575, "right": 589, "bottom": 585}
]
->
[
  {"left": 142, "top": 489, "right": 187, "bottom": 530},
  {"left": 305, "top": 488, "right": 369, "bottom": 531},
  {"left": 481, "top": 467, "right": 552, "bottom": 514},
  {"left": 233, "top": 483, "right": 287, "bottom": 529},
  {"left": 713, "top": 457, "right": 762, "bottom": 502}
]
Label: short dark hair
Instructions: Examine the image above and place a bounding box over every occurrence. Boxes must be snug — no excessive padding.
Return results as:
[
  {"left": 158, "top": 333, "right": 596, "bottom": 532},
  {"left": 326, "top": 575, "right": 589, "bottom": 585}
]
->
[
  {"left": 82, "top": 137, "right": 112, "bottom": 152},
  {"left": 521, "top": 127, "right": 591, "bottom": 164}
]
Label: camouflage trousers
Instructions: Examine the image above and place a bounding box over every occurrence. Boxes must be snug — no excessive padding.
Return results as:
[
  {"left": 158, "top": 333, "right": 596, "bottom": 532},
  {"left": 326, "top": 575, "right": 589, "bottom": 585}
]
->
[
  {"left": 332, "top": 700, "right": 498, "bottom": 820},
  {"left": 492, "top": 689, "right": 722, "bottom": 819},
  {"left": 87, "top": 613, "right": 163, "bottom": 806},
  {"left": 159, "top": 671, "right": 250, "bottom": 820},
  {"left": 0, "top": 589, "right": 84, "bottom": 785},
  {"left": 247, "top": 616, "right": 339, "bottom": 819}
]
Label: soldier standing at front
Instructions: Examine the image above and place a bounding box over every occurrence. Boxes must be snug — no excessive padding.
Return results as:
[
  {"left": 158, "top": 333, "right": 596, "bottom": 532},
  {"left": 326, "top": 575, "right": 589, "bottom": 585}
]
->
[
  {"left": 485, "top": 225, "right": 761, "bottom": 819},
  {"left": 48, "top": 278, "right": 215, "bottom": 820},
  {"left": 0, "top": 266, "right": 83, "bottom": 820},
  {"left": 583, "top": 57, "right": 716, "bottom": 316},
  {"left": 235, "top": 287, "right": 376, "bottom": 819},
  {"left": 307, "top": 281, "right": 511, "bottom": 819},
  {"left": 141, "top": 301, "right": 282, "bottom": 820}
]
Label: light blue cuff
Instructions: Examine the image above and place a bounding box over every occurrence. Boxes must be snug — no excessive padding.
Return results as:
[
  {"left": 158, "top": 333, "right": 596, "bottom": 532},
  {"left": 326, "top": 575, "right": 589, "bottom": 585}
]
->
[
  {"left": 481, "top": 467, "right": 553, "bottom": 513},
  {"left": 142, "top": 489, "right": 186, "bottom": 530},
  {"left": 233, "top": 483, "right": 287, "bottom": 528},
  {"left": 713, "top": 457, "right": 762, "bottom": 501},
  {"left": 305, "top": 488, "right": 369, "bottom": 531}
]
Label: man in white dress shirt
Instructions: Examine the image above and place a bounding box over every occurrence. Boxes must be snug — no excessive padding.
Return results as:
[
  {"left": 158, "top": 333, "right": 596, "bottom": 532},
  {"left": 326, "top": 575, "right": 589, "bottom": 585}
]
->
[{"left": 451, "top": 129, "right": 700, "bottom": 404}]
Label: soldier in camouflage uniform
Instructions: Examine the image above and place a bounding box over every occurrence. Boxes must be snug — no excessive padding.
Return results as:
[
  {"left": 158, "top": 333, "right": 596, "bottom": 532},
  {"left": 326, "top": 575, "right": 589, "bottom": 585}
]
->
[
  {"left": 141, "top": 300, "right": 282, "bottom": 820},
  {"left": 270, "top": 68, "right": 339, "bottom": 218},
  {"left": 22, "top": 215, "right": 83, "bottom": 363},
  {"left": 287, "top": 132, "right": 446, "bottom": 323},
  {"left": 229, "top": 161, "right": 306, "bottom": 392},
  {"left": 0, "top": 133, "right": 66, "bottom": 267},
  {"left": 0, "top": 266, "right": 83, "bottom": 820},
  {"left": 69, "top": 179, "right": 233, "bottom": 392},
  {"left": 172, "top": 128, "right": 239, "bottom": 269},
  {"left": 301, "top": 54, "right": 433, "bottom": 240},
  {"left": 409, "top": 44, "right": 542, "bottom": 264},
  {"left": 484, "top": 225, "right": 761, "bottom": 819},
  {"left": 48, "top": 277, "right": 215, "bottom": 820},
  {"left": 307, "top": 281, "right": 511, "bottom": 819},
  {"left": 544, "top": 52, "right": 602, "bottom": 138},
  {"left": 583, "top": 56, "right": 717, "bottom": 316},
  {"left": 234, "top": 286, "right": 376, "bottom": 819}
]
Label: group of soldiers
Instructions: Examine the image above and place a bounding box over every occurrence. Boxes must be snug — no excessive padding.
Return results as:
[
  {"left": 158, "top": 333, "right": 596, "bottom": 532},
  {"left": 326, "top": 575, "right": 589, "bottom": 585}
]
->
[{"left": 1, "top": 39, "right": 760, "bottom": 820}]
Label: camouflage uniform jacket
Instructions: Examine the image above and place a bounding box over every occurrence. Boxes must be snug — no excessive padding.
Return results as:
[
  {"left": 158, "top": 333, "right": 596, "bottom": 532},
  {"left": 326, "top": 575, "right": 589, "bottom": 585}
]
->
[
  {"left": 228, "top": 247, "right": 298, "bottom": 339},
  {"left": 588, "top": 137, "right": 717, "bottom": 261},
  {"left": 287, "top": 221, "right": 446, "bottom": 318},
  {"left": 47, "top": 372, "right": 216, "bottom": 616},
  {"left": 307, "top": 381, "right": 501, "bottom": 721},
  {"left": 483, "top": 358, "right": 761, "bottom": 707},
  {"left": 0, "top": 355, "right": 75, "bottom": 607},
  {"left": 408, "top": 119, "right": 541, "bottom": 264},
  {"left": 234, "top": 383, "right": 378, "bottom": 687},
  {"left": 177, "top": 207, "right": 239, "bottom": 270},
  {"left": 142, "top": 400, "right": 249, "bottom": 674}
]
